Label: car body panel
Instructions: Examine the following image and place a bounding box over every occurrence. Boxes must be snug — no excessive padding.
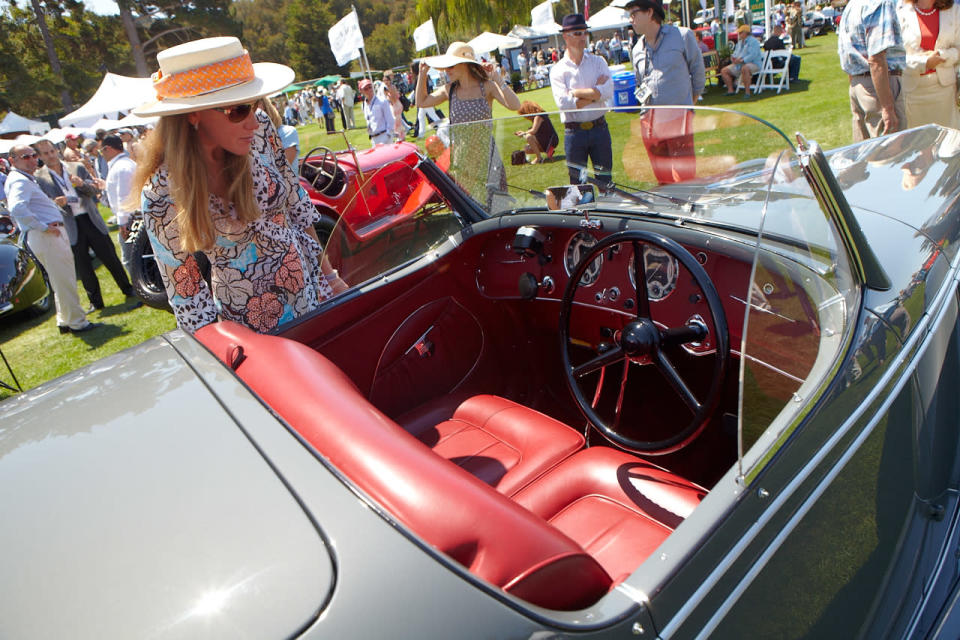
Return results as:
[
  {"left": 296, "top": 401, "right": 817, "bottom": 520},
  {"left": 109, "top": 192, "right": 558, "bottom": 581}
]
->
[
  {"left": 0, "top": 337, "right": 333, "bottom": 639},
  {"left": 0, "top": 236, "right": 49, "bottom": 317},
  {"left": 5, "top": 110, "right": 960, "bottom": 639}
]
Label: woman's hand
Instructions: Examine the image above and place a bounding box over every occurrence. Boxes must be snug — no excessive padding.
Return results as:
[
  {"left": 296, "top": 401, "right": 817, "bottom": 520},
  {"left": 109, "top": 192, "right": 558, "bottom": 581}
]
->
[{"left": 926, "top": 51, "right": 946, "bottom": 71}]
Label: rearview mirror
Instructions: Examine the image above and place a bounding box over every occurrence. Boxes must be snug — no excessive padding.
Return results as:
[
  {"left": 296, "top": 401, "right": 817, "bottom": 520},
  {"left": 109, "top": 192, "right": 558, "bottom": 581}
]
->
[{"left": 545, "top": 184, "right": 596, "bottom": 210}]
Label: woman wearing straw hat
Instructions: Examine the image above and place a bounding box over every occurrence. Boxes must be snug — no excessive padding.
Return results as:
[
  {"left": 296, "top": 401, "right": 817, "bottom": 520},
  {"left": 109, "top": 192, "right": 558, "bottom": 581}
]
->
[
  {"left": 132, "top": 36, "right": 346, "bottom": 333},
  {"left": 416, "top": 42, "right": 521, "bottom": 210}
]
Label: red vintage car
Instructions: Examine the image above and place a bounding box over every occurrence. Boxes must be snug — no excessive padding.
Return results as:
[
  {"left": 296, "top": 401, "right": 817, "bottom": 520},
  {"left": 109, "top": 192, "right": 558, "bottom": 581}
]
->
[{"left": 298, "top": 141, "right": 429, "bottom": 245}]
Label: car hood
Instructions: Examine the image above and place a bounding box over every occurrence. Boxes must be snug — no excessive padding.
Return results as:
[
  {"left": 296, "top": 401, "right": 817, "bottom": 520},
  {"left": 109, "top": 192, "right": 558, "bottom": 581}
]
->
[{"left": 0, "top": 336, "right": 332, "bottom": 639}]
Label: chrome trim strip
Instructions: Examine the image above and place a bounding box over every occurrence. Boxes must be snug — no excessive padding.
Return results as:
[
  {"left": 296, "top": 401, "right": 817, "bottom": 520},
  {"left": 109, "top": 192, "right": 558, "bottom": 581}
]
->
[
  {"left": 731, "top": 349, "right": 804, "bottom": 384},
  {"left": 660, "top": 252, "right": 960, "bottom": 638}
]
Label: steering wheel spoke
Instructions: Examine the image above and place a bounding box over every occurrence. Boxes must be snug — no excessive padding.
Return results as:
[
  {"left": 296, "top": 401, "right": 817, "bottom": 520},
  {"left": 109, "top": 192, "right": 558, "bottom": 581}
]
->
[
  {"left": 632, "top": 240, "right": 651, "bottom": 319},
  {"left": 572, "top": 344, "right": 626, "bottom": 378},
  {"left": 559, "top": 230, "right": 729, "bottom": 455},
  {"left": 656, "top": 350, "right": 702, "bottom": 414}
]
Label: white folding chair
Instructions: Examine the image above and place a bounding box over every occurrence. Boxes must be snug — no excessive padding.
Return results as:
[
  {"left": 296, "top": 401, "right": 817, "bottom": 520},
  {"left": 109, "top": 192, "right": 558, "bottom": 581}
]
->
[
  {"left": 757, "top": 47, "right": 792, "bottom": 94},
  {"left": 735, "top": 50, "right": 768, "bottom": 95}
]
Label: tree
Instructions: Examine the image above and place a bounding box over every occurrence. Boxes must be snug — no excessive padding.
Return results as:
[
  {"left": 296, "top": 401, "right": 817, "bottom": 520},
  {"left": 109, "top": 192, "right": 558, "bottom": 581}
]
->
[
  {"left": 284, "top": 0, "right": 336, "bottom": 80},
  {"left": 365, "top": 22, "right": 414, "bottom": 71},
  {"left": 232, "top": 0, "right": 289, "bottom": 64},
  {"left": 28, "top": 0, "right": 73, "bottom": 110}
]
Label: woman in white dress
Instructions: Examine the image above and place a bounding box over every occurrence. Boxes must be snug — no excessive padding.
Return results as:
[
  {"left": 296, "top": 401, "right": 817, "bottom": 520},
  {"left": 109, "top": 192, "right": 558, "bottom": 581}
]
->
[{"left": 898, "top": 0, "right": 960, "bottom": 128}]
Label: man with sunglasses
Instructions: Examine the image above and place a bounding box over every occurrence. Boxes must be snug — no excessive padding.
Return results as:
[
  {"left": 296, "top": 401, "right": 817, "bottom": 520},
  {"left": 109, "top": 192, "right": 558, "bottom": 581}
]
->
[
  {"left": 550, "top": 14, "right": 614, "bottom": 189},
  {"left": 5, "top": 145, "right": 100, "bottom": 334},
  {"left": 627, "top": 0, "right": 704, "bottom": 184},
  {"left": 33, "top": 139, "right": 141, "bottom": 313}
]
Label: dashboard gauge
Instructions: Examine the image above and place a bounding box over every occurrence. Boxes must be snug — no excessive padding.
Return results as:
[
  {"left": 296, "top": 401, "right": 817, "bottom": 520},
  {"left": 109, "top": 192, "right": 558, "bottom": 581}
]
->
[
  {"left": 564, "top": 232, "right": 603, "bottom": 286},
  {"left": 629, "top": 246, "right": 679, "bottom": 301}
]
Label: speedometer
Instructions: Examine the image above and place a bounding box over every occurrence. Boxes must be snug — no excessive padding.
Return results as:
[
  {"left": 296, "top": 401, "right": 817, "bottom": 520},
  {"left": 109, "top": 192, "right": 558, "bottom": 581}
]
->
[
  {"left": 628, "top": 246, "right": 679, "bottom": 301},
  {"left": 564, "top": 231, "right": 603, "bottom": 287}
]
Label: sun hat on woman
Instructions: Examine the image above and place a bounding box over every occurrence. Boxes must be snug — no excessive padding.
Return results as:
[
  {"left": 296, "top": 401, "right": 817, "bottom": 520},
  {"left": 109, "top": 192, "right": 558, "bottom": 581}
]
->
[
  {"left": 134, "top": 36, "right": 294, "bottom": 117},
  {"left": 421, "top": 42, "right": 482, "bottom": 69}
]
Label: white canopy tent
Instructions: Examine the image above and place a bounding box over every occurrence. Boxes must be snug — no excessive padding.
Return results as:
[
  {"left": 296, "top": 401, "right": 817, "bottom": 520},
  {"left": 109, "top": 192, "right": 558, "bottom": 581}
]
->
[
  {"left": 59, "top": 73, "right": 155, "bottom": 128},
  {"left": 587, "top": 5, "right": 630, "bottom": 30},
  {"left": 0, "top": 111, "right": 50, "bottom": 136},
  {"left": 467, "top": 32, "right": 524, "bottom": 56},
  {"left": 509, "top": 23, "right": 561, "bottom": 38},
  {"left": 0, "top": 133, "right": 44, "bottom": 154}
]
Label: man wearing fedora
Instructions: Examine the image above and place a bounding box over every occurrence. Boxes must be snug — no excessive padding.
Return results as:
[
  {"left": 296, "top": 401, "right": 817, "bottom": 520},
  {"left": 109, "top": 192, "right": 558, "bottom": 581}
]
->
[
  {"left": 551, "top": 13, "right": 615, "bottom": 188},
  {"left": 358, "top": 78, "right": 395, "bottom": 146},
  {"left": 628, "top": 0, "right": 704, "bottom": 183}
]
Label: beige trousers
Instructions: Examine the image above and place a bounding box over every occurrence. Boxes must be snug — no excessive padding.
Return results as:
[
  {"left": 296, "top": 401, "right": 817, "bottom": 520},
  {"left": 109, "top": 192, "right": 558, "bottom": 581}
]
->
[
  {"left": 848, "top": 74, "right": 906, "bottom": 142},
  {"left": 25, "top": 228, "right": 88, "bottom": 329}
]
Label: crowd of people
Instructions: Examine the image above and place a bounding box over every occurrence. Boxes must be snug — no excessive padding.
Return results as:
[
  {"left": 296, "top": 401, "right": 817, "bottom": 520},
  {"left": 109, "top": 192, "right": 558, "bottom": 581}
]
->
[{"left": 1, "top": 125, "right": 148, "bottom": 334}]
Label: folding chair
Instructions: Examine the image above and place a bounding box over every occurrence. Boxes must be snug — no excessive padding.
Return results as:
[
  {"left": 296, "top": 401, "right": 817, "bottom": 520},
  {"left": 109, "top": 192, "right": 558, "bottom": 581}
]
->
[
  {"left": 756, "top": 47, "right": 792, "bottom": 94},
  {"left": 703, "top": 50, "right": 722, "bottom": 87},
  {"left": 735, "top": 50, "right": 768, "bottom": 95}
]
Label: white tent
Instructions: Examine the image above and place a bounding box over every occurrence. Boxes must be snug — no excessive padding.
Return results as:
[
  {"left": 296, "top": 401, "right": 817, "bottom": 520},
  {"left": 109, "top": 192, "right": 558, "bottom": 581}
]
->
[
  {"left": 59, "top": 72, "right": 155, "bottom": 128},
  {"left": 0, "top": 111, "right": 50, "bottom": 136},
  {"left": 509, "top": 24, "right": 561, "bottom": 38},
  {"left": 587, "top": 5, "right": 630, "bottom": 30},
  {"left": 467, "top": 32, "right": 524, "bottom": 55}
]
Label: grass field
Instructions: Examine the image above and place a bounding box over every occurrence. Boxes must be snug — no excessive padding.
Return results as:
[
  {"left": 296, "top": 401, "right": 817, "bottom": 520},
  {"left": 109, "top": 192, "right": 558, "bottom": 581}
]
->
[{"left": 0, "top": 32, "right": 853, "bottom": 398}]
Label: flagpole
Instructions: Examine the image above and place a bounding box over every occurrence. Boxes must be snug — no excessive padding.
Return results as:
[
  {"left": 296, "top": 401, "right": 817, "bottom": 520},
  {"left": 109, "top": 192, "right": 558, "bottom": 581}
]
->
[{"left": 352, "top": 4, "right": 373, "bottom": 82}]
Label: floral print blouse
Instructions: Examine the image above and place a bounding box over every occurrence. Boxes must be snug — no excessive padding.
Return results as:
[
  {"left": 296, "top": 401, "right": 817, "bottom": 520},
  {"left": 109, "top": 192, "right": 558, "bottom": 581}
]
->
[{"left": 141, "top": 111, "right": 333, "bottom": 333}]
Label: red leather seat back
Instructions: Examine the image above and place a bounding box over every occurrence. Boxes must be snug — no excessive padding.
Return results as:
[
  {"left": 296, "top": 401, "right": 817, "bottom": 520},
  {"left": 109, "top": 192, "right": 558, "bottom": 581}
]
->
[{"left": 195, "top": 321, "right": 613, "bottom": 610}]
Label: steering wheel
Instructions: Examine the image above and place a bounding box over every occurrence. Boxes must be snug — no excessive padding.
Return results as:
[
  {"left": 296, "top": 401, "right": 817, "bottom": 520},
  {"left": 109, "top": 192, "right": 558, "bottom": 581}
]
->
[
  {"left": 559, "top": 230, "right": 729, "bottom": 455},
  {"left": 301, "top": 146, "right": 343, "bottom": 195}
]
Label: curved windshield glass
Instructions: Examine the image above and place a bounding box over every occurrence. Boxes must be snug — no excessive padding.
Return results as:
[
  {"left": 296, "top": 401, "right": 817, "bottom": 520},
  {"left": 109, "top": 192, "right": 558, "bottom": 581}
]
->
[{"left": 316, "top": 106, "right": 858, "bottom": 489}]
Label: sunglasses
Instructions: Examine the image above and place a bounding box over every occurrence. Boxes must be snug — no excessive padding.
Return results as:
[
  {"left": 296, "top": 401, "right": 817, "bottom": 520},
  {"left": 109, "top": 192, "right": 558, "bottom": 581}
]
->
[
  {"left": 211, "top": 102, "right": 257, "bottom": 123},
  {"left": 17, "top": 152, "right": 37, "bottom": 160}
]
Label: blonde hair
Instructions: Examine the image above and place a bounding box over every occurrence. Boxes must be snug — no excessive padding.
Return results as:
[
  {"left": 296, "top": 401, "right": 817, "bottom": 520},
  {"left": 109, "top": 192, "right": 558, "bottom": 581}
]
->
[{"left": 130, "top": 113, "right": 260, "bottom": 253}]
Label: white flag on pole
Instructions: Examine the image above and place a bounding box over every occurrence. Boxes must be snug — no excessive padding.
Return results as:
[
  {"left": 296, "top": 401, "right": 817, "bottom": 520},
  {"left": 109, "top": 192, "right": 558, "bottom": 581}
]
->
[
  {"left": 328, "top": 9, "right": 364, "bottom": 67},
  {"left": 531, "top": 0, "right": 555, "bottom": 28},
  {"left": 413, "top": 18, "right": 438, "bottom": 51}
]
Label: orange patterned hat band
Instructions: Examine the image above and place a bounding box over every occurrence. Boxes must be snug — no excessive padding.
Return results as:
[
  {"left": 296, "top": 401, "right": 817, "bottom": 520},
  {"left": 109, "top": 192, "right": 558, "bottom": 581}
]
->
[{"left": 152, "top": 52, "right": 255, "bottom": 100}]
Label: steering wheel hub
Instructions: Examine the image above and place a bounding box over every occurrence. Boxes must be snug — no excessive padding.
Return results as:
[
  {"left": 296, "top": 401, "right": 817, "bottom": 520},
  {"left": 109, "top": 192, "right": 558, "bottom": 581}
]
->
[{"left": 621, "top": 320, "right": 659, "bottom": 357}]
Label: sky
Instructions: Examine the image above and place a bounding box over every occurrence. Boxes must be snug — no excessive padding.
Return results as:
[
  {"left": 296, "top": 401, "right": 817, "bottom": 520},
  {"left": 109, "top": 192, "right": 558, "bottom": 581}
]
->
[{"left": 0, "top": 0, "right": 119, "bottom": 15}]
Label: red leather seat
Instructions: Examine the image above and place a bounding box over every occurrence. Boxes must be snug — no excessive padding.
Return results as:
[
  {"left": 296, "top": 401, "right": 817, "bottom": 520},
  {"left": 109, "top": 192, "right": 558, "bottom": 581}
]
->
[
  {"left": 195, "top": 321, "right": 613, "bottom": 611},
  {"left": 399, "top": 394, "right": 585, "bottom": 496},
  {"left": 513, "top": 446, "right": 707, "bottom": 585}
]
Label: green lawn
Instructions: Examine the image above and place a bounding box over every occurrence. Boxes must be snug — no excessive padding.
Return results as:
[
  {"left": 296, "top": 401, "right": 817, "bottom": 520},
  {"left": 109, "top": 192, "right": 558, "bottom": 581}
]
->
[{"left": 0, "top": 31, "right": 854, "bottom": 397}]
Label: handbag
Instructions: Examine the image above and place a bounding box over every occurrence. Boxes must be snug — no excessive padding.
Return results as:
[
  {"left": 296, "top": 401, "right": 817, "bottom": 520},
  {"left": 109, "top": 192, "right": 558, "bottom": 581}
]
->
[{"left": 511, "top": 149, "right": 527, "bottom": 166}]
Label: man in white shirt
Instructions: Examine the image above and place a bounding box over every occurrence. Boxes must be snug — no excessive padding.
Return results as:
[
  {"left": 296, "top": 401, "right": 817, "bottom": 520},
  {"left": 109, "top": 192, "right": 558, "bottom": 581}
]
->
[
  {"left": 550, "top": 13, "right": 615, "bottom": 187},
  {"left": 5, "top": 145, "right": 99, "bottom": 334},
  {"left": 359, "top": 78, "right": 395, "bottom": 146},
  {"left": 335, "top": 80, "right": 356, "bottom": 129},
  {"left": 101, "top": 135, "right": 139, "bottom": 276}
]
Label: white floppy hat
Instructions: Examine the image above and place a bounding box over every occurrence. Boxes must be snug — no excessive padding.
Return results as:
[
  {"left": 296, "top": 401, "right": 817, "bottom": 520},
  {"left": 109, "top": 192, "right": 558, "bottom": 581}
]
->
[
  {"left": 134, "top": 36, "right": 295, "bottom": 117},
  {"left": 421, "top": 42, "right": 482, "bottom": 69}
]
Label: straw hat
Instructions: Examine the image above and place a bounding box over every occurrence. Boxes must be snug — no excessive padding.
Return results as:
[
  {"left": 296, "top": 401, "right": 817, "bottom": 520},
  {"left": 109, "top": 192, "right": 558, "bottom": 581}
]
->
[
  {"left": 421, "top": 42, "right": 481, "bottom": 69},
  {"left": 134, "top": 36, "right": 295, "bottom": 117},
  {"left": 737, "top": 23, "right": 752, "bottom": 35}
]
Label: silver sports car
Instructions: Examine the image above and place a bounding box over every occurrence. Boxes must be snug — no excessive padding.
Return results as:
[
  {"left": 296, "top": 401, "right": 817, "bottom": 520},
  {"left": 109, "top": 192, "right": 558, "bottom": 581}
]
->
[{"left": 2, "top": 107, "right": 959, "bottom": 639}]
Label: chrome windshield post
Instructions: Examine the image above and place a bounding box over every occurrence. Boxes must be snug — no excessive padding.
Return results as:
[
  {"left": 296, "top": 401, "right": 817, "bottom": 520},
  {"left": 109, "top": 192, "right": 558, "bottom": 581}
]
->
[{"left": 795, "top": 133, "right": 891, "bottom": 291}]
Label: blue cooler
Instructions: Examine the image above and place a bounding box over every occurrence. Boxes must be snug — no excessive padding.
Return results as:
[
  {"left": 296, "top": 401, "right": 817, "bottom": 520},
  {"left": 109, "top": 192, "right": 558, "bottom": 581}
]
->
[{"left": 613, "top": 70, "right": 638, "bottom": 112}]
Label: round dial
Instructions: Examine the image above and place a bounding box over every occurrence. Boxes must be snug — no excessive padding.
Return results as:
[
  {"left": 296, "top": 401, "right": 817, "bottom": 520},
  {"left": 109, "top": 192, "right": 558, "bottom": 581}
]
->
[
  {"left": 564, "top": 231, "right": 603, "bottom": 287},
  {"left": 629, "top": 246, "right": 679, "bottom": 301}
]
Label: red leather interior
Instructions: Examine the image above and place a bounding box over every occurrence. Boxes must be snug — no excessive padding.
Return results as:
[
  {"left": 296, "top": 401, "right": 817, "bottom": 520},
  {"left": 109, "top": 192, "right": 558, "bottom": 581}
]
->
[
  {"left": 513, "top": 446, "right": 706, "bottom": 585},
  {"left": 399, "top": 394, "right": 584, "bottom": 496},
  {"left": 195, "top": 321, "right": 613, "bottom": 610}
]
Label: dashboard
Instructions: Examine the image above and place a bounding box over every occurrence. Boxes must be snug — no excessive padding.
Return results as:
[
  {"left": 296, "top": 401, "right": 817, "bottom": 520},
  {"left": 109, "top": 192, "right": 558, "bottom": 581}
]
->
[{"left": 473, "top": 224, "right": 759, "bottom": 357}]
